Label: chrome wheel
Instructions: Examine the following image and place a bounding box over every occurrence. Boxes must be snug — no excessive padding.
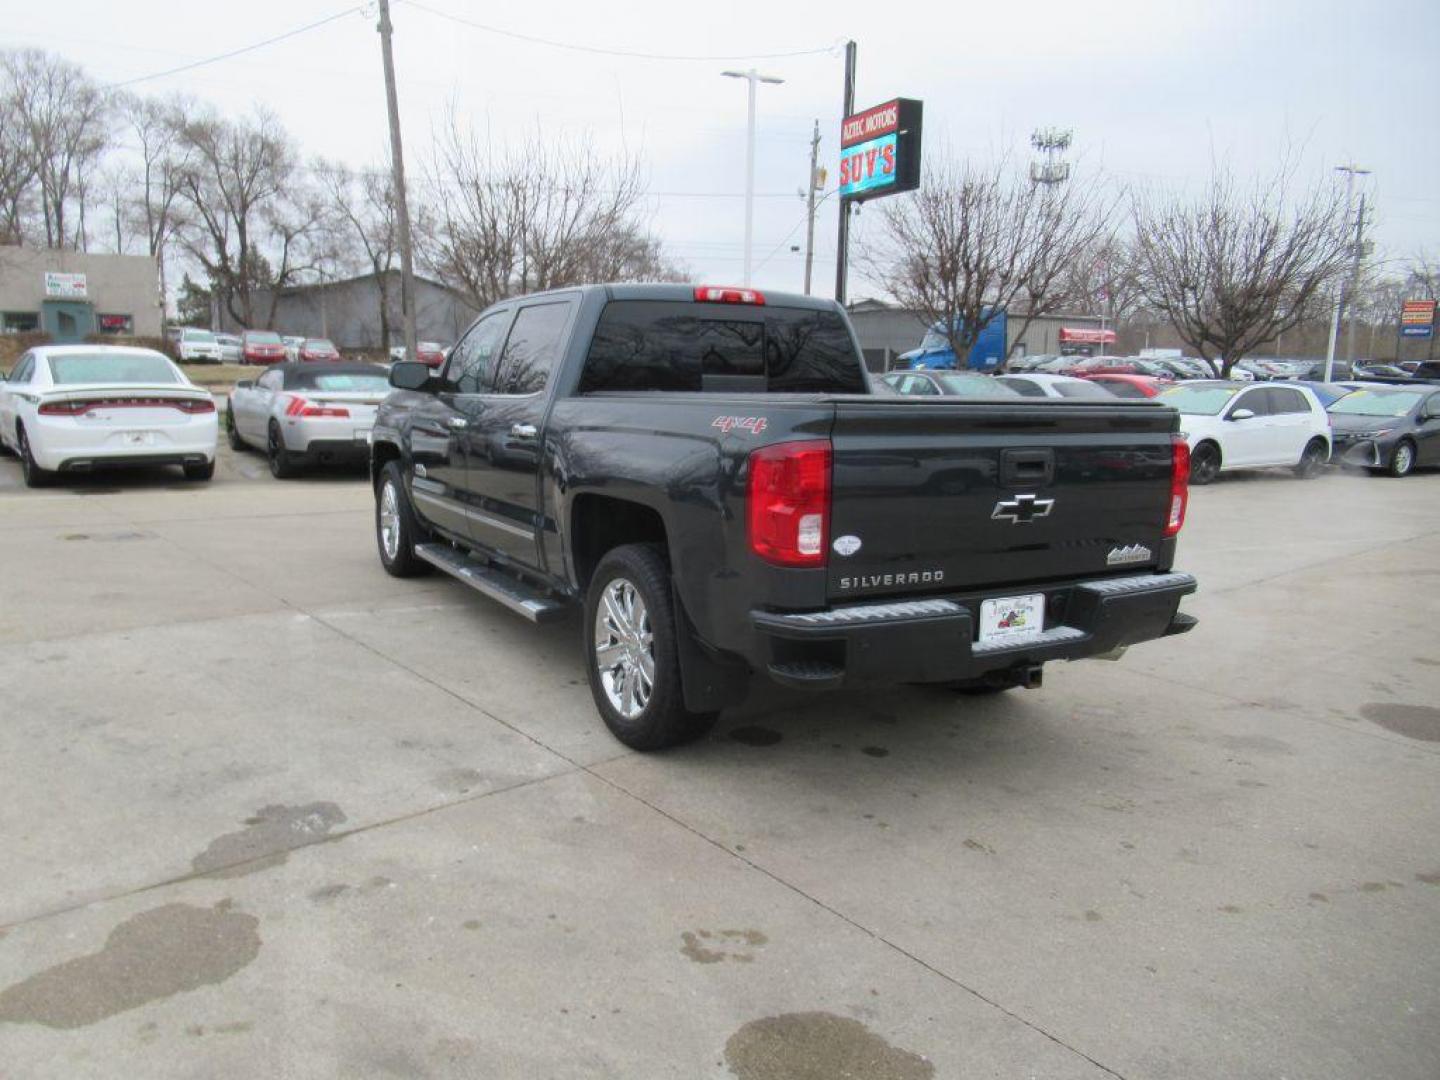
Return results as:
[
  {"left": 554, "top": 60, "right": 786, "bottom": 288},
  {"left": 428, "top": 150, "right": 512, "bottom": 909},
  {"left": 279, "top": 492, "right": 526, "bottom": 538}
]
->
[
  {"left": 379, "top": 481, "right": 402, "bottom": 561},
  {"left": 593, "top": 577, "right": 654, "bottom": 720},
  {"left": 1392, "top": 442, "right": 1414, "bottom": 477}
]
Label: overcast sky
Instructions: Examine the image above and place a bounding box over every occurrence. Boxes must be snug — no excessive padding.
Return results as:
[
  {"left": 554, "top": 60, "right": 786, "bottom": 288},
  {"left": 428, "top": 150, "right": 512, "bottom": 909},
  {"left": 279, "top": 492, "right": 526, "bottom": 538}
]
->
[{"left": 13, "top": 0, "right": 1440, "bottom": 300}]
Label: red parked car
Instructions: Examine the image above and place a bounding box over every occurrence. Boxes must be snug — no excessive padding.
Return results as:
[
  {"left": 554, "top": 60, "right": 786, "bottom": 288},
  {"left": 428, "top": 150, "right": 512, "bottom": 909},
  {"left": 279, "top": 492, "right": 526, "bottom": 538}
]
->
[
  {"left": 241, "top": 329, "right": 287, "bottom": 365},
  {"left": 1084, "top": 373, "right": 1166, "bottom": 399},
  {"left": 298, "top": 338, "right": 342, "bottom": 362}
]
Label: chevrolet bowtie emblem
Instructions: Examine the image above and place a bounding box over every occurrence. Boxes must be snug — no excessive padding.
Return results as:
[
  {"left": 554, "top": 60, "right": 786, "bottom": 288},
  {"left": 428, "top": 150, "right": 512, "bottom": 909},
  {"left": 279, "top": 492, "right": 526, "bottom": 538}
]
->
[{"left": 992, "top": 494, "right": 1054, "bottom": 524}]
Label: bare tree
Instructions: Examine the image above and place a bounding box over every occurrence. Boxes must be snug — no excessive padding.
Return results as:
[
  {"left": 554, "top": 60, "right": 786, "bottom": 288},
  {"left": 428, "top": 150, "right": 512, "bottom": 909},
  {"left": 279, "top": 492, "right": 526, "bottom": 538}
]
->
[
  {"left": 175, "top": 107, "right": 321, "bottom": 328},
  {"left": 866, "top": 156, "right": 1117, "bottom": 368},
  {"left": 1131, "top": 167, "right": 1352, "bottom": 376},
  {"left": 317, "top": 161, "right": 401, "bottom": 346},
  {"left": 114, "top": 93, "right": 193, "bottom": 304},
  {"left": 1, "top": 49, "right": 109, "bottom": 249},
  {"left": 1060, "top": 233, "right": 1149, "bottom": 330},
  {"left": 420, "top": 115, "right": 669, "bottom": 308},
  {"left": 1403, "top": 250, "right": 1437, "bottom": 301},
  {"left": 0, "top": 74, "right": 36, "bottom": 244}
]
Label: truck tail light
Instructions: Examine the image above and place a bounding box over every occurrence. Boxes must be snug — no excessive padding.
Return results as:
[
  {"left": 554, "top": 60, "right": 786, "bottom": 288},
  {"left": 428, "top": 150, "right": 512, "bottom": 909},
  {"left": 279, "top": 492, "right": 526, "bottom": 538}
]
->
[
  {"left": 284, "top": 395, "right": 349, "bottom": 418},
  {"left": 695, "top": 285, "right": 765, "bottom": 305},
  {"left": 1165, "top": 435, "right": 1189, "bottom": 537},
  {"left": 748, "top": 440, "right": 831, "bottom": 567}
]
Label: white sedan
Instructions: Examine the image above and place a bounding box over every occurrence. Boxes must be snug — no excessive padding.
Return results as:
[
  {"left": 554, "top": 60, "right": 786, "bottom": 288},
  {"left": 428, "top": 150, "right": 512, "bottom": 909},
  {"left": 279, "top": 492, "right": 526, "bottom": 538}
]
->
[
  {"left": 0, "top": 345, "right": 218, "bottom": 487},
  {"left": 227, "top": 362, "right": 391, "bottom": 478},
  {"left": 1157, "top": 381, "right": 1330, "bottom": 484},
  {"left": 994, "top": 373, "right": 1116, "bottom": 400}
]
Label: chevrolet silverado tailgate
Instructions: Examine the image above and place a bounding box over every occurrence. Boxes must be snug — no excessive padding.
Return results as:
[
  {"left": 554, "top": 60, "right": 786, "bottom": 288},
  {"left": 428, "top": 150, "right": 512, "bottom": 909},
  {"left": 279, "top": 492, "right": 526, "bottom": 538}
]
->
[{"left": 825, "top": 398, "right": 1180, "bottom": 602}]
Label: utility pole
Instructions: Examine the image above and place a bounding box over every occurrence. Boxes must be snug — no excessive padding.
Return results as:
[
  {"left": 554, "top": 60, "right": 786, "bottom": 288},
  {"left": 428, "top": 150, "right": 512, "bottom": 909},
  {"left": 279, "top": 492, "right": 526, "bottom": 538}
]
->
[
  {"left": 1344, "top": 194, "right": 1367, "bottom": 363},
  {"left": 721, "top": 68, "right": 785, "bottom": 286},
  {"left": 803, "top": 120, "right": 821, "bottom": 295},
  {"left": 377, "top": 0, "right": 417, "bottom": 364},
  {"left": 834, "top": 40, "right": 857, "bottom": 305},
  {"left": 1323, "top": 163, "right": 1369, "bottom": 381}
]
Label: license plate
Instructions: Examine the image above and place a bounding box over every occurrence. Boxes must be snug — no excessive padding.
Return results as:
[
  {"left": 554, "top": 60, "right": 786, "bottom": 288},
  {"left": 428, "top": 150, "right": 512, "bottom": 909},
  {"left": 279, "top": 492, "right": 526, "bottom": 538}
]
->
[{"left": 978, "top": 593, "right": 1045, "bottom": 644}]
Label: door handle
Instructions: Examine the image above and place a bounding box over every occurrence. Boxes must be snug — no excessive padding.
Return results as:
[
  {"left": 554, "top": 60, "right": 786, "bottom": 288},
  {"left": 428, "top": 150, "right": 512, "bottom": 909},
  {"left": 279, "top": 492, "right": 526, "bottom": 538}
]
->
[
  {"left": 447, "top": 417, "right": 468, "bottom": 429},
  {"left": 510, "top": 423, "right": 538, "bottom": 439}
]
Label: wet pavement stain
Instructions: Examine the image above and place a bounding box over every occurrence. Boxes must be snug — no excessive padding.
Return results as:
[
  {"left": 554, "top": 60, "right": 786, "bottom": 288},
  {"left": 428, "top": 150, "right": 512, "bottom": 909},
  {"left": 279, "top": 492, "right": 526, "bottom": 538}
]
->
[
  {"left": 61, "top": 531, "right": 152, "bottom": 542},
  {"left": 1083, "top": 910, "right": 1103, "bottom": 923},
  {"left": 308, "top": 883, "right": 352, "bottom": 903},
  {"left": 1308, "top": 892, "right": 1329, "bottom": 903},
  {"left": 729, "top": 726, "right": 783, "bottom": 747},
  {"left": 1218, "top": 905, "right": 1244, "bottom": 914},
  {"left": 192, "top": 802, "right": 347, "bottom": 878},
  {"left": 1359, "top": 703, "right": 1440, "bottom": 742},
  {"left": 724, "top": 1012, "right": 933, "bottom": 1080},
  {"left": 680, "top": 929, "right": 767, "bottom": 964},
  {"left": 0, "top": 902, "right": 259, "bottom": 1029},
  {"left": 1415, "top": 871, "right": 1440, "bottom": 886},
  {"left": 861, "top": 746, "right": 890, "bottom": 758}
]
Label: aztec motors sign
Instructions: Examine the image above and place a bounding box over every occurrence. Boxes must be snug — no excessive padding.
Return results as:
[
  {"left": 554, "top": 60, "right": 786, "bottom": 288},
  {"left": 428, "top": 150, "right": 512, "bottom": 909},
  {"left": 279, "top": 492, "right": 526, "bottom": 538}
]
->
[{"left": 838, "top": 98, "right": 923, "bottom": 203}]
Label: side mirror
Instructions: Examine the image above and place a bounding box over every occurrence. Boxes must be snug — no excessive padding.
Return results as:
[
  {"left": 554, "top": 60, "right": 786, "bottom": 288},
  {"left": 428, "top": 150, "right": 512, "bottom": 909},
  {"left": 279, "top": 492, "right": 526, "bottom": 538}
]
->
[
  {"left": 235, "top": 379, "right": 254, "bottom": 390},
  {"left": 1229, "top": 407, "right": 1255, "bottom": 421},
  {"left": 389, "top": 360, "right": 435, "bottom": 392}
]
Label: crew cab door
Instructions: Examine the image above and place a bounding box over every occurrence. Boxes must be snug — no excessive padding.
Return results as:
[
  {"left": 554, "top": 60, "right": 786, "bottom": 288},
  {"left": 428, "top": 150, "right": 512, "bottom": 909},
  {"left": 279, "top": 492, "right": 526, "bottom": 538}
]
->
[
  {"left": 407, "top": 308, "right": 513, "bottom": 540},
  {"left": 457, "top": 297, "right": 577, "bottom": 569}
]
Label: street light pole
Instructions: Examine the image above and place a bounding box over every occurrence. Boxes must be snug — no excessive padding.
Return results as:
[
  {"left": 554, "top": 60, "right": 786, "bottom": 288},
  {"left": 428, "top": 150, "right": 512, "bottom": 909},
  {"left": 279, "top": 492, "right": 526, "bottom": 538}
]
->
[
  {"left": 722, "top": 68, "right": 784, "bottom": 286},
  {"left": 1324, "top": 163, "right": 1369, "bottom": 382}
]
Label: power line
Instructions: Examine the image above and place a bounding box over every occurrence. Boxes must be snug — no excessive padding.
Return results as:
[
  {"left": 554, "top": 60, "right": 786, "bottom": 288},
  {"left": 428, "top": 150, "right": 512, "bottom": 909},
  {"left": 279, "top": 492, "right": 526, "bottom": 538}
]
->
[
  {"left": 400, "top": 0, "right": 837, "bottom": 62},
  {"left": 109, "top": 6, "right": 365, "bottom": 89}
]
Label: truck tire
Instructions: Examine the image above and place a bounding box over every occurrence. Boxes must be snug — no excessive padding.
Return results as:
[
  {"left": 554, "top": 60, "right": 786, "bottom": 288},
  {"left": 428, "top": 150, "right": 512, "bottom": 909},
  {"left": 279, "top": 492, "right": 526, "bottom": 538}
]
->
[
  {"left": 375, "top": 461, "right": 431, "bottom": 578},
  {"left": 585, "top": 543, "right": 717, "bottom": 751}
]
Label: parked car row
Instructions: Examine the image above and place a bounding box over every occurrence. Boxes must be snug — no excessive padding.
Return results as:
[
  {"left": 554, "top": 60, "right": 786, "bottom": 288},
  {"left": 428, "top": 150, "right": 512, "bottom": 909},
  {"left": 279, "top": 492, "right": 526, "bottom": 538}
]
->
[
  {"left": 165, "top": 325, "right": 351, "bottom": 366},
  {"left": 882, "top": 366, "right": 1440, "bottom": 482}
]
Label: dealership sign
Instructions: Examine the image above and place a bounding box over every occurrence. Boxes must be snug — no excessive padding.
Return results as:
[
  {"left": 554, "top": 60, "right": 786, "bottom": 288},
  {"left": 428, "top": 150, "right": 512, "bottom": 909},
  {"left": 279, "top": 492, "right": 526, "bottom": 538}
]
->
[
  {"left": 838, "top": 98, "right": 922, "bottom": 203},
  {"left": 1401, "top": 298, "right": 1436, "bottom": 338},
  {"left": 1058, "top": 327, "right": 1117, "bottom": 345},
  {"left": 43, "top": 272, "right": 88, "bottom": 299}
]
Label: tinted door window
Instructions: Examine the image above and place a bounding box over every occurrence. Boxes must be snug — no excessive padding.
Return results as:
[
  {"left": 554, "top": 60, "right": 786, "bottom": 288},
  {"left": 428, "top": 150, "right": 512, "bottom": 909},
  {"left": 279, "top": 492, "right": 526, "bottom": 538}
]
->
[
  {"left": 257, "top": 369, "right": 283, "bottom": 391},
  {"left": 446, "top": 311, "right": 511, "bottom": 394},
  {"left": 900, "top": 375, "right": 939, "bottom": 395},
  {"left": 493, "top": 301, "right": 575, "bottom": 395},
  {"left": 10, "top": 355, "right": 34, "bottom": 383},
  {"left": 999, "top": 377, "right": 1045, "bottom": 397},
  {"left": 1231, "top": 389, "right": 1270, "bottom": 416},
  {"left": 1266, "top": 387, "right": 1308, "bottom": 415}
]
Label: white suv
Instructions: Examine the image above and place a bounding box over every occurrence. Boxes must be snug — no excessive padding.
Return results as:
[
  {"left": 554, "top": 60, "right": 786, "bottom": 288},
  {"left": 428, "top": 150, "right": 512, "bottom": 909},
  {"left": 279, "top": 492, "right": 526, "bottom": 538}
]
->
[
  {"left": 1159, "top": 382, "right": 1331, "bottom": 484},
  {"left": 176, "top": 327, "right": 223, "bottom": 363}
]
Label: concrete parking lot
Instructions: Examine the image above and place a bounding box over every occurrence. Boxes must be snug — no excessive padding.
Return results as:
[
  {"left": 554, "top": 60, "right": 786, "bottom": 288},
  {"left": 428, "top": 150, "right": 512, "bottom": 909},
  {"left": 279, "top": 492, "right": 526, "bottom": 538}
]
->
[{"left": 1, "top": 445, "right": 1437, "bottom": 1079}]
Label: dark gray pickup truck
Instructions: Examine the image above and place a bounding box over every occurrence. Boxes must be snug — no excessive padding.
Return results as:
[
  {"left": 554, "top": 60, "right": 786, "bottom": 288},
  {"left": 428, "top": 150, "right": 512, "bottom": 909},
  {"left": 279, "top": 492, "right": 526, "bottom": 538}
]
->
[{"left": 370, "top": 284, "right": 1196, "bottom": 749}]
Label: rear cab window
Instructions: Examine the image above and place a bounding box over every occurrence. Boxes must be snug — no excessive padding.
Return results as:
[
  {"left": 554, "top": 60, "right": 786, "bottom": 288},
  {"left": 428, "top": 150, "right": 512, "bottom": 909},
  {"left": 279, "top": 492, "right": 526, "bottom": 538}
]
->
[{"left": 578, "top": 300, "right": 866, "bottom": 395}]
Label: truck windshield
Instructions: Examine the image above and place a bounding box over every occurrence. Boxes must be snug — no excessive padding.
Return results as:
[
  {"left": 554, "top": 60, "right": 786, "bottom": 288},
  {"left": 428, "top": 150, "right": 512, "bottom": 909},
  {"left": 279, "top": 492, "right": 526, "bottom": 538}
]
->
[{"left": 580, "top": 301, "right": 867, "bottom": 394}]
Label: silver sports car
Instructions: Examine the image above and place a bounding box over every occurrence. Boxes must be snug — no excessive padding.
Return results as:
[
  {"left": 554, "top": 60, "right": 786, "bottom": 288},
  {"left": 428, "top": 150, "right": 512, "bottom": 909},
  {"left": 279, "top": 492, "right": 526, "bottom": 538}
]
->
[{"left": 227, "top": 362, "right": 391, "bottom": 478}]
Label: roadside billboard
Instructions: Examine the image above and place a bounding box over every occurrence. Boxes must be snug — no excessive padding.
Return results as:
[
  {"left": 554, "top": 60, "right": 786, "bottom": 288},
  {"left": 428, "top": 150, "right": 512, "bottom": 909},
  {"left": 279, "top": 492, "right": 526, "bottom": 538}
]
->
[
  {"left": 1401, "top": 299, "right": 1436, "bottom": 338},
  {"left": 838, "top": 98, "right": 922, "bottom": 204}
]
